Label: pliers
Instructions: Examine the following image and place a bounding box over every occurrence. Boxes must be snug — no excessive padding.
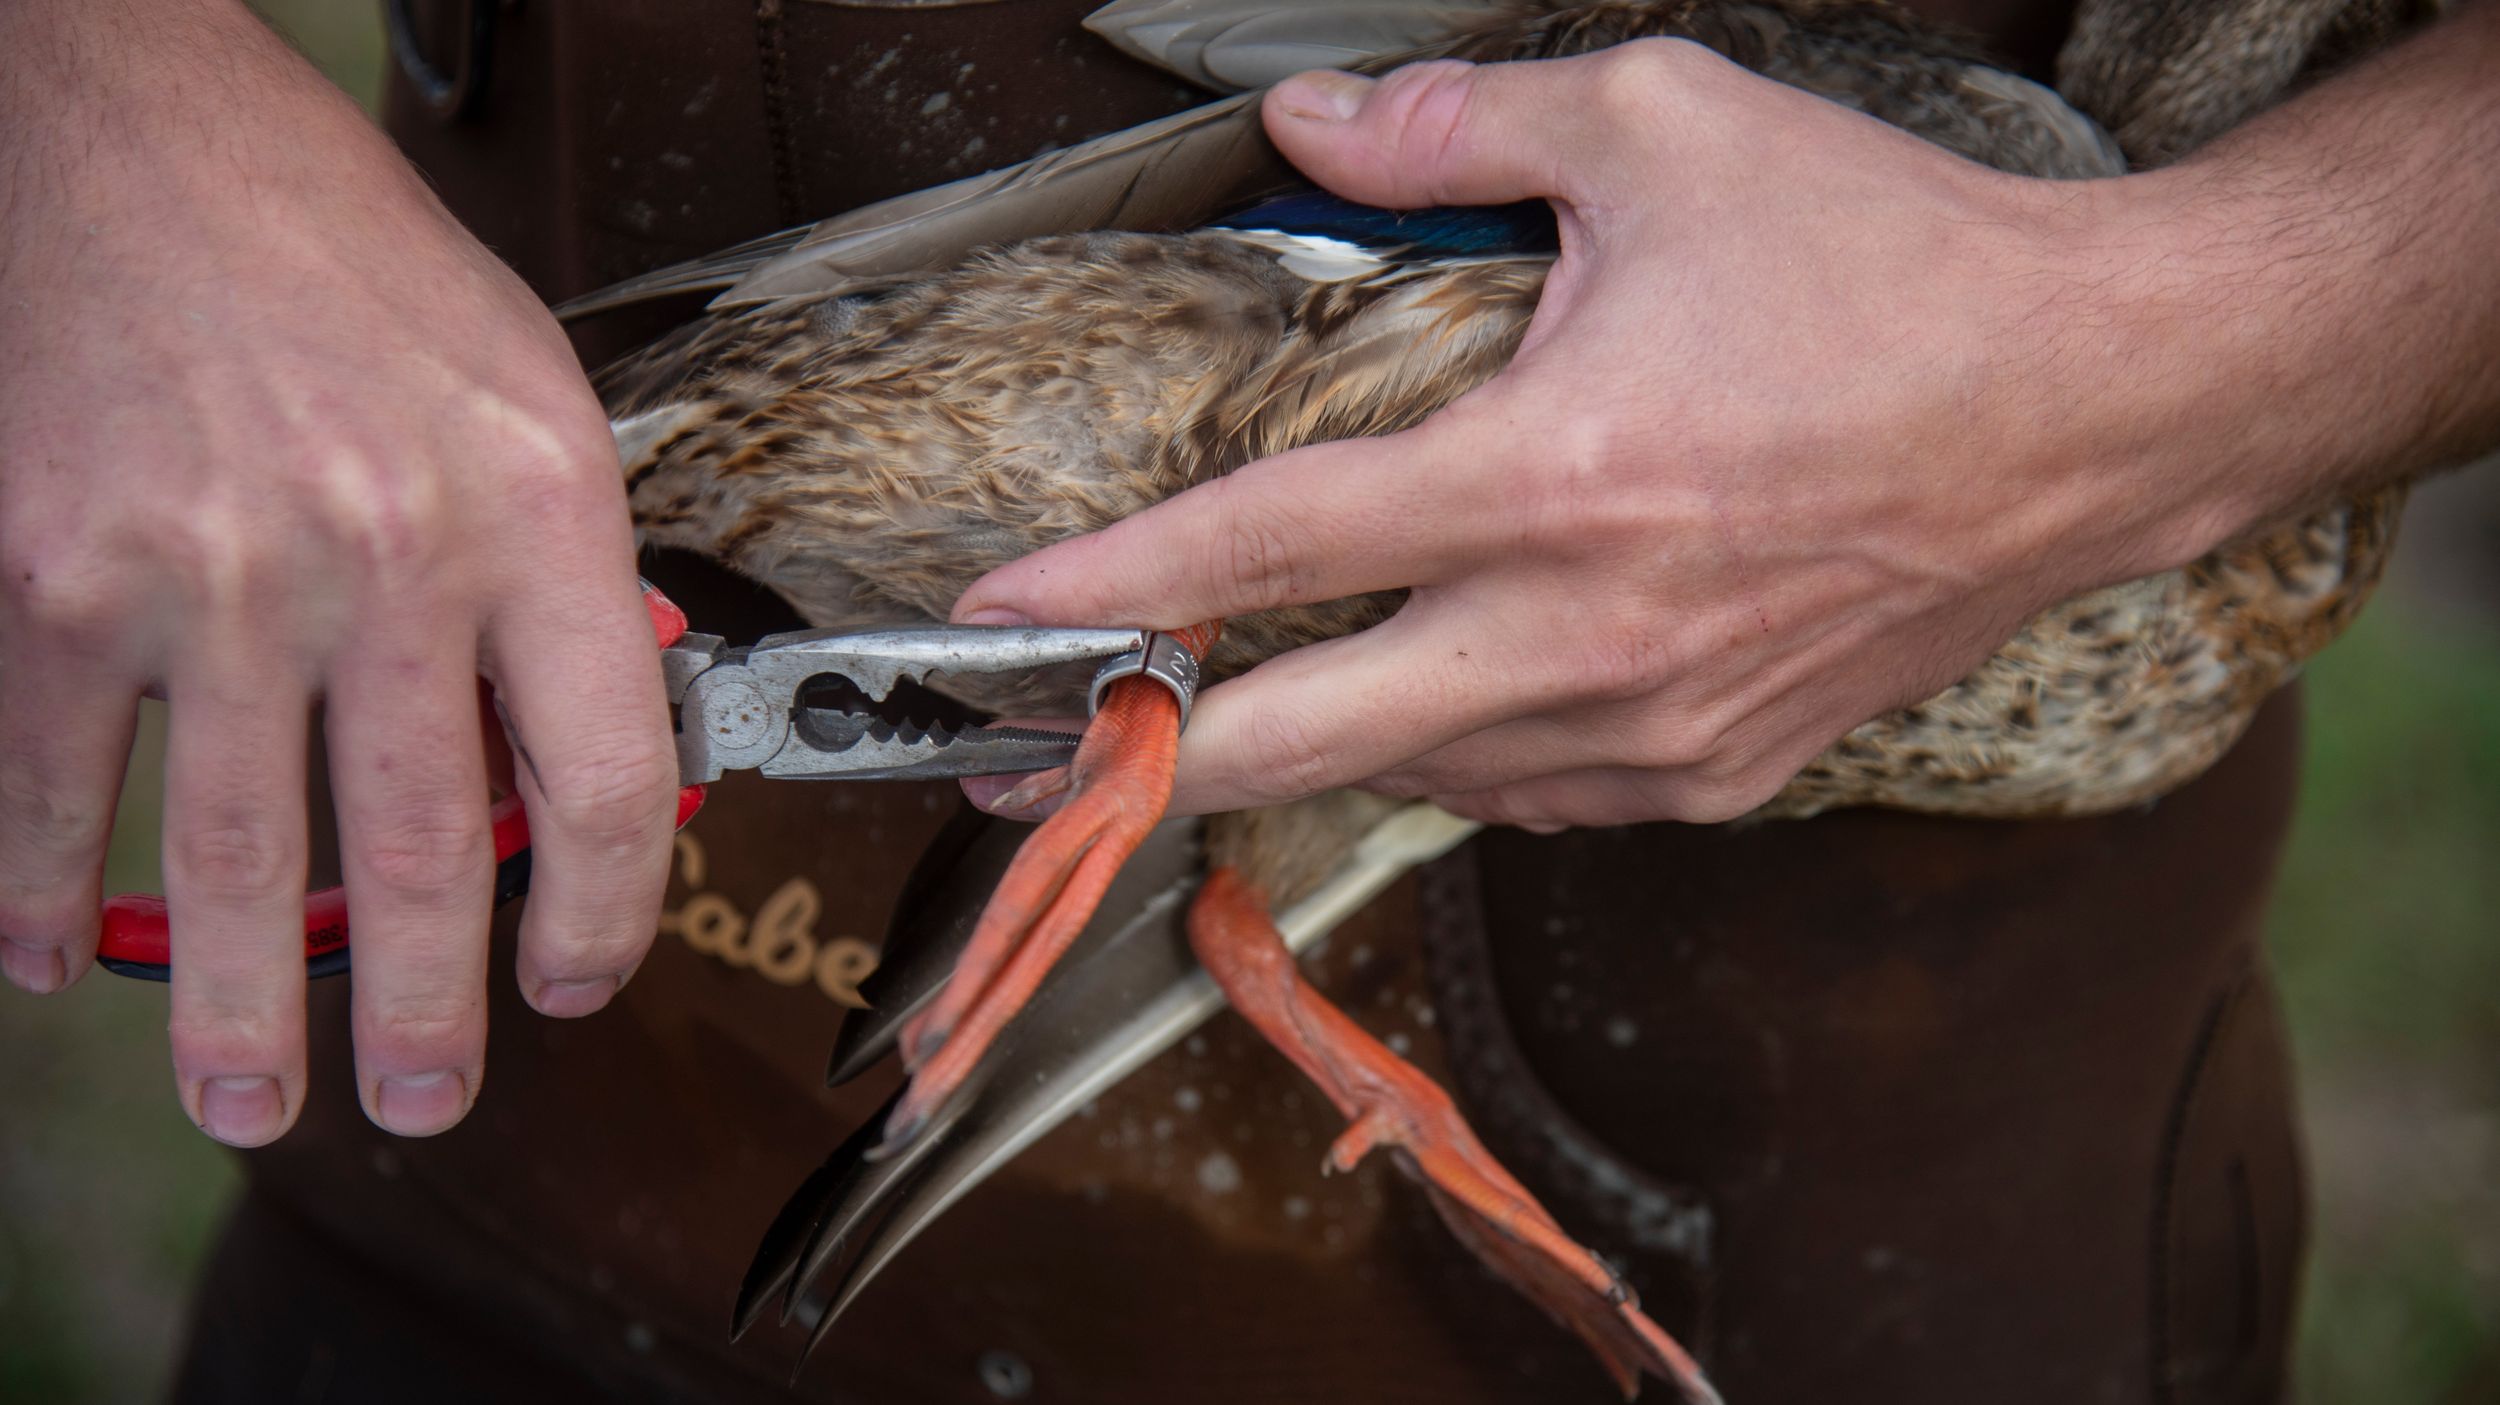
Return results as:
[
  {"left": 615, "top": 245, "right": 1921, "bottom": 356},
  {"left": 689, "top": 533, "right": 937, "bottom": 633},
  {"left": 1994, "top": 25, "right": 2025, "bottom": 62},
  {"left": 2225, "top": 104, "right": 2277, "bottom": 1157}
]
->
[{"left": 97, "top": 582, "right": 1197, "bottom": 981}]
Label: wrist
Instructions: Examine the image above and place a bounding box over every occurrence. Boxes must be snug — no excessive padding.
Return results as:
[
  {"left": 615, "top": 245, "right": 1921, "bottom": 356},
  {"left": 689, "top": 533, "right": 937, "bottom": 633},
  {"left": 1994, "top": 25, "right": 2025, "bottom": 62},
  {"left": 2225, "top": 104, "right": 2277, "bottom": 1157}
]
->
[
  {"left": 2023, "top": 0, "right": 2500, "bottom": 586},
  {"left": 2011, "top": 165, "right": 2360, "bottom": 586}
]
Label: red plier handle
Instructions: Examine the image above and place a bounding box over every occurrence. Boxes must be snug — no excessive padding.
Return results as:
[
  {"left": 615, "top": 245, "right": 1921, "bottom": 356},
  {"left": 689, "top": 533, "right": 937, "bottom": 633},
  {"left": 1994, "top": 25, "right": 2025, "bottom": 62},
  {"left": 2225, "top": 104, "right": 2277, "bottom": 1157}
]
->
[{"left": 97, "top": 583, "right": 710, "bottom": 982}]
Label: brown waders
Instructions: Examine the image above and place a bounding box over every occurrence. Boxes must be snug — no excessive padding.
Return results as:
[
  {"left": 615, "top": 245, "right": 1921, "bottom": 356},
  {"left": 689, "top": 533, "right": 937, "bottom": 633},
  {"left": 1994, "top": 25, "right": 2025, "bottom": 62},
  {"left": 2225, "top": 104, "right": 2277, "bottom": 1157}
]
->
[{"left": 171, "top": 3, "right": 2307, "bottom": 1401}]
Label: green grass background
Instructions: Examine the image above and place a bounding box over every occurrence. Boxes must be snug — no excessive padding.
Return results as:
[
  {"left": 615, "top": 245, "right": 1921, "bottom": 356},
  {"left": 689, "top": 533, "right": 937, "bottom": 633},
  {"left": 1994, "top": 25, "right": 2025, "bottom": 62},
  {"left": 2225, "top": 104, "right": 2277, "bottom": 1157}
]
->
[{"left": 3, "top": 5, "right": 2493, "bottom": 1400}]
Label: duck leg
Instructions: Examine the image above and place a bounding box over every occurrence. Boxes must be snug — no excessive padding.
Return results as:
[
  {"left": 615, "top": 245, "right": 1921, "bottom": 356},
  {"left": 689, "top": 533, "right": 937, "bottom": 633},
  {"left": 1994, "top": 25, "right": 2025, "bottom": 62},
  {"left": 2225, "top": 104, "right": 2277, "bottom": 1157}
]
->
[
  {"left": 873, "top": 620, "right": 1712, "bottom": 1398},
  {"left": 877, "top": 622, "right": 1221, "bottom": 1153},
  {"left": 1189, "top": 865, "right": 1722, "bottom": 1405}
]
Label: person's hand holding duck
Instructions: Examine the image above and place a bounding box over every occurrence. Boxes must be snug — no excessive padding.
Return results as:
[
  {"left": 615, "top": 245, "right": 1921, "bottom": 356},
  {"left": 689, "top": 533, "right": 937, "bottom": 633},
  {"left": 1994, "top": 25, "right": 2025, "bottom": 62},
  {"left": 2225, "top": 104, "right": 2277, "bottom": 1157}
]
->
[{"left": 957, "top": 22, "right": 2500, "bottom": 830}]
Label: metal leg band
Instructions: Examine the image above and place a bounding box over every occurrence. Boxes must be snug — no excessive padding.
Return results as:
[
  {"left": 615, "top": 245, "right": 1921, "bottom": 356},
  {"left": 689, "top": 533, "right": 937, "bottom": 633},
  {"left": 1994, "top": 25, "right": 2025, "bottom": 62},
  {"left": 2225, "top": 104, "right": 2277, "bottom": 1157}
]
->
[{"left": 1086, "top": 632, "right": 1202, "bottom": 732}]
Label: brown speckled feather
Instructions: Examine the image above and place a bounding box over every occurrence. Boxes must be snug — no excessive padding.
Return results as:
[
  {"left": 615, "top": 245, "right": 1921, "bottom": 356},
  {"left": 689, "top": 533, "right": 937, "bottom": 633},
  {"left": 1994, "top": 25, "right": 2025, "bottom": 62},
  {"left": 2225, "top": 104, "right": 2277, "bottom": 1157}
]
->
[
  {"left": 596, "top": 0, "right": 2415, "bottom": 903},
  {"left": 2060, "top": 0, "right": 2446, "bottom": 164}
]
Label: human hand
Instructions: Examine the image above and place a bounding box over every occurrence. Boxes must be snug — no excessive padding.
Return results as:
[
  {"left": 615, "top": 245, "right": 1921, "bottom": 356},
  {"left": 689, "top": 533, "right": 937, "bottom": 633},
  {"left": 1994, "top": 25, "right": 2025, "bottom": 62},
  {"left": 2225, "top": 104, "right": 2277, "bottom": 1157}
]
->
[
  {"left": 0, "top": 1, "right": 679, "bottom": 1144},
  {"left": 952, "top": 42, "right": 2240, "bottom": 829}
]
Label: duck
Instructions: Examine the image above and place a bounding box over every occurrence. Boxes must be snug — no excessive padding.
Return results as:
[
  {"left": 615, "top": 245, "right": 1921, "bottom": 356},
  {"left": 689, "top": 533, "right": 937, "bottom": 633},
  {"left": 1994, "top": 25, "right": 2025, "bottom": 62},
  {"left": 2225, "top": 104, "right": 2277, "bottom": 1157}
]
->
[{"left": 570, "top": 0, "right": 2425, "bottom": 1397}]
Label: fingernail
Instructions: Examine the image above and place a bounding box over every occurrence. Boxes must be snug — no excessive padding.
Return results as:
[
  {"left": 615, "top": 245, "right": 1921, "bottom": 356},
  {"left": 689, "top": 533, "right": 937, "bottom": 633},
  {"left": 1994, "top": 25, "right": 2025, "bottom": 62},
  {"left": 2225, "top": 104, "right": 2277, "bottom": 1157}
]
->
[
  {"left": 1, "top": 939, "right": 67, "bottom": 995},
  {"left": 199, "top": 1076, "right": 286, "bottom": 1146},
  {"left": 962, "top": 775, "right": 1064, "bottom": 821},
  {"left": 531, "top": 974, "right": 622, "bottom": 1019},
  {"left": 1275, "top": 70, "right": 1374, "bottom": 123},
  {"left": 375, "top": 1070, "right": 470, "bottom": 1137},
  {"left": 957, "top": 606, "right": 1032, "bottom": 628}
]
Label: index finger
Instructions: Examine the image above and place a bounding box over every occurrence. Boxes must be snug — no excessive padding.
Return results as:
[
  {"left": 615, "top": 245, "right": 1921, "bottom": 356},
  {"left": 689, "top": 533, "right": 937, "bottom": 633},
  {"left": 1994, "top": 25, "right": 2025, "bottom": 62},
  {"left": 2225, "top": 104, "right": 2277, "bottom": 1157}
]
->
[
  {"left": 950, "top": 420, "right": 1478, "bottom": 632},
  {"left": 482, "top": 559, "right": 679, "bottom": 1018}
]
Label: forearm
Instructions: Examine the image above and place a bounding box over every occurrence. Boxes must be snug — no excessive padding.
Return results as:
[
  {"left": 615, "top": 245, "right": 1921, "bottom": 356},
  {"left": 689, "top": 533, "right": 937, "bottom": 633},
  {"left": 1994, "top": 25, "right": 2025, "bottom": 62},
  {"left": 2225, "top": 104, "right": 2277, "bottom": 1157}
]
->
[
  {"left": 2082, "top": 0, "right": 2500, "bottom": 559},
  {"left": 2, "top": 0, "right": 421, "bottom": 286},
  {"left": 3, "top": 0, "right": 331, "bottom": 128}
]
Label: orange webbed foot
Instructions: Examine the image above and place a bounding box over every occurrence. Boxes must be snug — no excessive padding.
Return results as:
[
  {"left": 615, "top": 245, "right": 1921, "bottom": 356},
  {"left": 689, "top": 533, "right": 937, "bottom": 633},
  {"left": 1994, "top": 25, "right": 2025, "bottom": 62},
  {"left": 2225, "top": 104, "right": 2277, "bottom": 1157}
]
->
[
  {"left": 877, "top": 623, "right": 1220, "bottom": 1154},
  {"left": 1190, "top": 866, "right": 1721, "bottom": 1404}
]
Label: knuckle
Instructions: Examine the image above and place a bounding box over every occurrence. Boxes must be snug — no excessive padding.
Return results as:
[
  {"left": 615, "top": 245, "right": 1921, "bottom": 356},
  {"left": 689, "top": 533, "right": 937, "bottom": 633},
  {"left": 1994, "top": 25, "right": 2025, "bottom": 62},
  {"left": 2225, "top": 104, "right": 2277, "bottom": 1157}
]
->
[
  {"left": 355, "top": 997, "right": 480, "bottom": 1069},
  {"left": 0, "top": 765, "right": 114, "bottom": 878},
  {"left": 169, "top": 1012, "right": 296, "bottom": 1077},
  {"left": 1444, "top": 788, "right": 1519, "bottom": 826},
  {"left": 534, "top": 737, "right": 678, "bottom": 851},
  {"left": 1692, "top": 750, "right": 1793, "bottom": 821},
  {"left": 1488, "top": 423, "right": 1664, "bottom": 559},
  {"left": 1442, "top": 787, "right": 1548, "bottom": 832},
  {"left": 1, "top": 542, "right": 130, "bottom": 640},
  {"left": 1571, "top": 626, "right": 1679, "bottom": 705},
  {"left": 536, "top": 402, "right": 628, "bottom": 470},
  {"left": 1428, "top": 792, "right": 1493, "bottom": 825},
  {"left": 305, "top": 447, "right": 451, "bottom": 576},
  {"left": 1659, "top": 750, "right": 1784, "bottom": 822},
  {"left": 485, "top": 415, "right": 622, "bottom": 516},
  {"left": 1208, "top": 490, "right": 1316, "bottom": 615},
  {"left": 356, "top": 811, "right": 491, "bottom": 905},
  {"left": 1356, "top": 768, "right": 1436, "bottom": 800},
  {"left": 142, "top": 494, "right": 271, "bottom": 607},
  {"left": 1589, "top": 40, "right": 1695, "bottom": 123},
  {"left": 0, "top": 910, "right": 80, "bottom": 951},
  {"left": 1374, "top": 60, "right": 1480, "bottom": 178},
  {"left": 166, "top": 815, "right": 300, "bottom": 905},
  {"left": 1371, "top": 743, "right": 1489, "bottom": 797},
  {"left": 0, "top": 867, "right": 103, "bottom": 944},
  {"left": 1530, "top": 420, "right": 1677, "bottom": 545},
  {"left": 1235, "top": 704, "right": 1342, "bottom": 804},
  {"left": 1632, "top": 710, "right": 1727, "bottom": 770},
  {"left": 529, "top": 926, "right": 650, "bottom": 984},
  {"left": 1664, "top": 778, "right": 1765, "bottom": 824}
]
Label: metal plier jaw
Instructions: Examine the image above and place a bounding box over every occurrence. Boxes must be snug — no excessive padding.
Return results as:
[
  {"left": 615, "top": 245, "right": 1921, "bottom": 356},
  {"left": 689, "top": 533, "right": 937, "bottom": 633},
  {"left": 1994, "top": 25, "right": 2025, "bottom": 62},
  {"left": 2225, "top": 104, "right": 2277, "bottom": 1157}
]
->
[{"left": 663, "top": 625, "right": 1201, "bottom": 784}]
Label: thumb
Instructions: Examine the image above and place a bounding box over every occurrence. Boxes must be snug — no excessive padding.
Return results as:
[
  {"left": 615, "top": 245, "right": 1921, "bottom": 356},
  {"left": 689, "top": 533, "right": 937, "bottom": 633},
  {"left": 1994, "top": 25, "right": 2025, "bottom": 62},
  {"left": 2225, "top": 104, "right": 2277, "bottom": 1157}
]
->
[{"left": 1262, "top": 47, "right": 1655, "bottom": 208}]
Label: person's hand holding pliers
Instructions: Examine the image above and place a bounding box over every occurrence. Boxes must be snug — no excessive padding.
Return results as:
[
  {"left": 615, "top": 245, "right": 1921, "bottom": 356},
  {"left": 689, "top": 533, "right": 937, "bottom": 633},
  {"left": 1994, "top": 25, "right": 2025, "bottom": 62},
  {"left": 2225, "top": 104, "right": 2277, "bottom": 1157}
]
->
[
  {"left": 93, "top": 587, "right": 1188, "bottom": 995},
  {"left": 0, "top": 0, "right": 1178, "bottom": 1153}
]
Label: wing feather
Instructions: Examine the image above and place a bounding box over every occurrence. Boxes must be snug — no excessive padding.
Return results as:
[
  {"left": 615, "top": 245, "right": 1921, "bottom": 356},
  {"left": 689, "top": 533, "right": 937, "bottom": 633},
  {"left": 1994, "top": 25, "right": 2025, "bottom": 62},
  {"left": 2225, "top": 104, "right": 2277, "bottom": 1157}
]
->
[
  {"left": 1083, "top": 0, "right": 1517, "bottom": 90},
  {"left": 720, "top": 95, "right": 1287, "bottom": 307},
  {"left": 551, "top": 224, "right": 816, "bottom": 322}
]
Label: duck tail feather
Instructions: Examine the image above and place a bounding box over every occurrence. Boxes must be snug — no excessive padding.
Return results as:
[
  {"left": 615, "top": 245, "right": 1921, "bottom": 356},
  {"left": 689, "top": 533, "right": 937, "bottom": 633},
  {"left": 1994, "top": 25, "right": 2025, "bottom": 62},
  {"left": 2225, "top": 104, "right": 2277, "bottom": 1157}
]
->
[{"left": 826, "top": 804, "right": 1029, "bottom": 1087}]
